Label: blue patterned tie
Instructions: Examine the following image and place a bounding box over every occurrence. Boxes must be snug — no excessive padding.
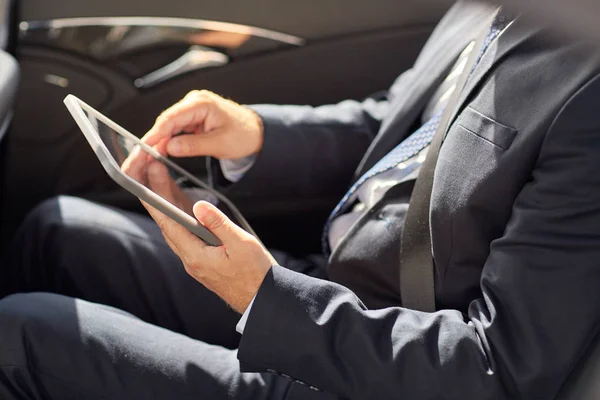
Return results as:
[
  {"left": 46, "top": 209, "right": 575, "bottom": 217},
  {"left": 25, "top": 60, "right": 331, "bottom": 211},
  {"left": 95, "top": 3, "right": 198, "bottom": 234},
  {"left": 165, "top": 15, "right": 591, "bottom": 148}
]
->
[{"left": 322, "top": 11, "right": 512, "bottom": 255}]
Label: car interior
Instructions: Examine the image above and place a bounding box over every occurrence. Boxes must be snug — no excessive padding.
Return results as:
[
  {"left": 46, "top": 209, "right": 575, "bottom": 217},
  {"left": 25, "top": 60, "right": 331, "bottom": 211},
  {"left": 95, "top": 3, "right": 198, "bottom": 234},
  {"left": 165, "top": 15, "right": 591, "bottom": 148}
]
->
[
  {"left": 0, "top": 0, "right": 598, "bottom": 398},
  {"left": 0, "top": 0, "right": 451, "bottom": 256}
]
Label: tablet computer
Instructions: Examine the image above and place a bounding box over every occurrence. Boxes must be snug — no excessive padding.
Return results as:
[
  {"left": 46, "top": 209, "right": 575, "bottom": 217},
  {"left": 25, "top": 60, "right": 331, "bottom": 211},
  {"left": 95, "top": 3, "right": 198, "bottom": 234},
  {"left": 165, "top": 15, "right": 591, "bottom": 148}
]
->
[{"left": 63, "top": 94, "right": 224, "bottom": 246}]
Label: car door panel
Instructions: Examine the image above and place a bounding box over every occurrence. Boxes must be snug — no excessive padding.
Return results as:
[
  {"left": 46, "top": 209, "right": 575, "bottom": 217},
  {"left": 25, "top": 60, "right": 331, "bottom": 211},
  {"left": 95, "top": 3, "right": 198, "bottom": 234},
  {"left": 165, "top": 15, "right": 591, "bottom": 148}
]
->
[
  {"left": 3, "top": 0, "right": 449, "bottom": 252},
  {"left": 20, "top": 0, "right": 449, "bottom": 41}
]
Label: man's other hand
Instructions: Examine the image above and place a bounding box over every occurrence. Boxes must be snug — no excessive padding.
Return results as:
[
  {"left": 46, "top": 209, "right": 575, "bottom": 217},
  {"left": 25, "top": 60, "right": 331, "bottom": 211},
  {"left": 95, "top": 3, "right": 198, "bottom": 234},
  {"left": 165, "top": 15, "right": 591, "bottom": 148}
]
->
[
  {"left": 142, "top": 90, "right": 264, "bottom": 160},
  {"left": 121, "top": 148, "right": 195, "bottom": 215},
  {"left": 142, "top": 162, "right": 275, "bottom": 314}
]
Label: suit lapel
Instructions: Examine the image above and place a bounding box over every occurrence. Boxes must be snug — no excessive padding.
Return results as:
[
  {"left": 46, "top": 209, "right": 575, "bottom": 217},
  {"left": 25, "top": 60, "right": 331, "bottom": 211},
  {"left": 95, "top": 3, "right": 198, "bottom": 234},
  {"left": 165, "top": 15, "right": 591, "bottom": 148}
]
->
[
  {"left": 355, "top": 6, "right": 496, "bottom": 177},
  {"left": 355, "top": 38, "right": 462, "bottom": 173},
  {"left": 330, "top": 16, "right": 544, "bottom": 264},
  {"left": 331, "top": 14, "right": 496, "bottom": 262},
  {"left": 443, "top": 17, "right": 542, "bottom": 139}
]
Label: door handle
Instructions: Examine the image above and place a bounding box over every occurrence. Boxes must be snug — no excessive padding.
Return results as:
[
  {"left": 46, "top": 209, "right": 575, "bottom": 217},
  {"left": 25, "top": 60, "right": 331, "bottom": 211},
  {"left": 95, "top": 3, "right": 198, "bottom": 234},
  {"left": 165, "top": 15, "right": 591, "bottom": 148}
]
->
[{"left": 134, "top": 45, "right": 229, "bottom": 89}]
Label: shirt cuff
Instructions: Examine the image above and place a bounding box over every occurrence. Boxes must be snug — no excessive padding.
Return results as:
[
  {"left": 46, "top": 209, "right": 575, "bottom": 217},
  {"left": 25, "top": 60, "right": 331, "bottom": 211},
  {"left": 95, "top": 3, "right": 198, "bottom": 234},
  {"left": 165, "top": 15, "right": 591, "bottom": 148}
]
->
[
  {"left": 220, "top": 155, "right": 257, "bottom": 183},
  {"left": 236, "top": 295, "right": 257, "bottom": 335}
]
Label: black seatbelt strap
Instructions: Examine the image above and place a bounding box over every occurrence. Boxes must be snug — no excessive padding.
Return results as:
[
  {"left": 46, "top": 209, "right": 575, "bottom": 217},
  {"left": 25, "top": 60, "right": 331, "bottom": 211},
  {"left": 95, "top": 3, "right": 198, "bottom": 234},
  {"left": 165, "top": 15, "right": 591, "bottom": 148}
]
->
[{"left": 399, "top": 12, "right": 498, "bottom": 312}]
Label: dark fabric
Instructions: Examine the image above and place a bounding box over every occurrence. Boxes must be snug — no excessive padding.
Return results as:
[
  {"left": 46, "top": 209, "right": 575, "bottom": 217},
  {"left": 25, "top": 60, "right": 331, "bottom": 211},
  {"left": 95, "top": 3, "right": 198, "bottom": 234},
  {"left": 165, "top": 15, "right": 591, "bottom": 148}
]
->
[
  {"left": 3, "top": 2, "right": 600, "bottom": 400},
  {"left": 230, "top": 16, "right": 600, "bottom": 400},
  {"left": 212, "top": 2, "right": 496, "bottom": 203},
  {"left": 0, "top": 196, "right": 241, "bottom": 346},
  {"left": 211, "top": 2, "right": 501, "bottom": 310},
  {"left": 0, "top": 292, "right": 333, "bottom": 400},
  {"left": 0, "top": 196, "right": 330, "bottom": 400},
  {"left": 0, "top": 196, "right": 327, "bottom": 342}
]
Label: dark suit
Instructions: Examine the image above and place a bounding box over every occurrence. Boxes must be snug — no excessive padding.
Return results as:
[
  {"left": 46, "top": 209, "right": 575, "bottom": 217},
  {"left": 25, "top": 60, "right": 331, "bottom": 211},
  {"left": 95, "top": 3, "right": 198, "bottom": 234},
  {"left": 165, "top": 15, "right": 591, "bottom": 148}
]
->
[
  {"left": 2, "top": 2, "right": 600, "bottom": 400},
  {"left": 218, "top": 6, "right": 600, "bottom": 400}
]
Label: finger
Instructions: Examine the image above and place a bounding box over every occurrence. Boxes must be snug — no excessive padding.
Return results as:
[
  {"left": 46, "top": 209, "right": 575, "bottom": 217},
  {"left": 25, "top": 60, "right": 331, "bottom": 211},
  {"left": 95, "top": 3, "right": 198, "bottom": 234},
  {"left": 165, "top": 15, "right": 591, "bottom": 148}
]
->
[
  {"left": 153, "top": 138, "right": 170, "bottom": 157},
  {"left": 142, "top": 199, "right": 206, "bottom": 259},
  {"left": 147, "top": 159, "right": 194, "bottom": 215},
  {"left": 121, "top": 145, "right": 151, "bottom": 183},
  {"left": 142, "top": 96, "right": 212, "bottom": 147},
  {"left": 193, "top": 201, "right": 251, "bottom": 245},
  {"left": 147, "top": 162, "right": 177, "bottom": 204},
  {"left": 166, "top": 128, "right": 227, "bottom": 158}
]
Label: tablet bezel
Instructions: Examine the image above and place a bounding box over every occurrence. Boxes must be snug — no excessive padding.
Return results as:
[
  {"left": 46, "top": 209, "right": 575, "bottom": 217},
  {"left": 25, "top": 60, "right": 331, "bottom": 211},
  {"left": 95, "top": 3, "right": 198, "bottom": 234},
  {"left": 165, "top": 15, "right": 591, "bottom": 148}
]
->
[{"left": 63, "top": 94, "right": 222, "bottom": 246}]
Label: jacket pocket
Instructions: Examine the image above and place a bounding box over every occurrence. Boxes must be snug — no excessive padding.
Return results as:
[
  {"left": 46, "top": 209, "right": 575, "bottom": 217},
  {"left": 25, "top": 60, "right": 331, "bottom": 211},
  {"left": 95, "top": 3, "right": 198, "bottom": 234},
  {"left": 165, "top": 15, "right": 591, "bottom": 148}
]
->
[{"left": 455, "top": 106, "right": 517, "bottom": 150}]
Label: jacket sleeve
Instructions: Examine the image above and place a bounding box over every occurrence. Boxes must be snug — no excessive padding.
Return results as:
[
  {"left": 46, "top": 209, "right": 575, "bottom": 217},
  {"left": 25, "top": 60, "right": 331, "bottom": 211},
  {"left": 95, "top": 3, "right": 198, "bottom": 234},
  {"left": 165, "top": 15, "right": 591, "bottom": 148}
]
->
[
  {"left": 236, "top": 77, "right": 600, "bottom": 399},
  {"left": 207, "top": 89, "right": 399, "bottom": 200},
  {"left": 207, "top": 1, "right": 490, "bottom": 199}
]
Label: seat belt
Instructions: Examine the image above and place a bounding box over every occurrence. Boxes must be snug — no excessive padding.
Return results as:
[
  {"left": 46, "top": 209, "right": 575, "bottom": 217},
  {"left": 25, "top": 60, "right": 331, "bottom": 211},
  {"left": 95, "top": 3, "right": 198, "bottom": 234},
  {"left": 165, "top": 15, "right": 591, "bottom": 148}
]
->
[{"left": 399, "top": 13, "right": 497, "bottom": 312}]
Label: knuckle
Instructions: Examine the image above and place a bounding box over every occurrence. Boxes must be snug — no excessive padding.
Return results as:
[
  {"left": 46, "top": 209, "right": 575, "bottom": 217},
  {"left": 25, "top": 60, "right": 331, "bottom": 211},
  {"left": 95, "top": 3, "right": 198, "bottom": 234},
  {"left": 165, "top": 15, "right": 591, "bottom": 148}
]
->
[
  {"left": 156, "top": 218, "right": 171, "bottom": 234},
  {"left": 182, "top": 259, "right": 195, "bottom": 272},
  {"left": 178, "top": 139, "right": 192, "bottom": 154},
  {"left": 205, "top": 211, "right": 226, "bottom": 231},
  {"left": 155, "top": 110, "right": 174, "bottom": 128},
  {"left": 185, "top": 260, "right": 206, "bottom": 279},
  {"left": 155, "top": 112, "right": 167, "bottom": 125},
  {"left": 186, "top": 90, "right": 201, "bottom": 98},
  {"left": 182, "top": 262, "right": 198, "bottom": 279},
  {"left": 182, "top": 262, "right": 193, "bottom": 275},
  {"left": 187, "top": 89, "right": 211, "bottom": 100}
]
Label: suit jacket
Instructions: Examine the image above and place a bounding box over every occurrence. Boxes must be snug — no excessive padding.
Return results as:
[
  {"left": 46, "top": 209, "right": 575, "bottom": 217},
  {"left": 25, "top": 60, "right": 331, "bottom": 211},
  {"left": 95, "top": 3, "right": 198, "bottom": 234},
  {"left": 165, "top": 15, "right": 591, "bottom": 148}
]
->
[{"left": 212, "top": 2, "right": 600, "bottom": 399}]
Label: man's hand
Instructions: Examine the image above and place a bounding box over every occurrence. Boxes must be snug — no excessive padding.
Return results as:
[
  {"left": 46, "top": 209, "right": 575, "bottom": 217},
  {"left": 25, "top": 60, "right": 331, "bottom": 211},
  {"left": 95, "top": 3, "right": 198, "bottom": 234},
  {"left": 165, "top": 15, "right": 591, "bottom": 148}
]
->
[
  {"left": 142, "top": 90, "right": 264, "bottom": 160},
  {"left": 141, "top": 161, "right": 276, "bottom": 314}
]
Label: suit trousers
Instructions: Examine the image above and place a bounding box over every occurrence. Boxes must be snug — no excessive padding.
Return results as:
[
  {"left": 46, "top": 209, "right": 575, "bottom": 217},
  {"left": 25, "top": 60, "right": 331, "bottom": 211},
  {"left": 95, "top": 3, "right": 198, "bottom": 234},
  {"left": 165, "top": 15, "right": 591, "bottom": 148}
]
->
[{"left": 0, "top": 196, "right": 333, "bottom": 400}]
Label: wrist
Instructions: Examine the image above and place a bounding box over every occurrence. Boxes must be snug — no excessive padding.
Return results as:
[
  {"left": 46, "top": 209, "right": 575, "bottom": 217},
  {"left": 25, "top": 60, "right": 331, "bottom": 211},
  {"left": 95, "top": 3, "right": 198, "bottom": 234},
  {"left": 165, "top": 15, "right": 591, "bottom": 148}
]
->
[
  {"left": 233, "top": 263, "right": 272, "bottom": 314},
  {"left": 243, "top": 106, "right": 265, "bottom": 155}
]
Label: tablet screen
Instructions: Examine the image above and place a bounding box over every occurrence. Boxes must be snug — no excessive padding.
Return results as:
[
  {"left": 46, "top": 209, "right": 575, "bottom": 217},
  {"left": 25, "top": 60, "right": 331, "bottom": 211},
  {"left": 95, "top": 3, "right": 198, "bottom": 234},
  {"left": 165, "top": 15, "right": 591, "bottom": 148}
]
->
[{"left": 83, "top": 109, "right": 195, "bottom": 216}]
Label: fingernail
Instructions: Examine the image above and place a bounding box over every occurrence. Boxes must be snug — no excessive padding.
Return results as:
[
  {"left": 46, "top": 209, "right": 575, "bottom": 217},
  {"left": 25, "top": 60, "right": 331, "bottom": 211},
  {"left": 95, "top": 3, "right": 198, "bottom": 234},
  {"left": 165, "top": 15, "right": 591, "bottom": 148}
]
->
[{"left": 193, "top": 201, "right": 209, "bottom": 221}]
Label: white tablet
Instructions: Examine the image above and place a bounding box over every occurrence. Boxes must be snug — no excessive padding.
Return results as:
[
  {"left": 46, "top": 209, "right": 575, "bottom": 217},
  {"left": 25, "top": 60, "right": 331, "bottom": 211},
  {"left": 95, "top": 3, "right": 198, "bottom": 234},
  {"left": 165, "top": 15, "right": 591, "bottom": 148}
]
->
[{"left": 63, "top": 94, "right": 223, "bottom": 246}]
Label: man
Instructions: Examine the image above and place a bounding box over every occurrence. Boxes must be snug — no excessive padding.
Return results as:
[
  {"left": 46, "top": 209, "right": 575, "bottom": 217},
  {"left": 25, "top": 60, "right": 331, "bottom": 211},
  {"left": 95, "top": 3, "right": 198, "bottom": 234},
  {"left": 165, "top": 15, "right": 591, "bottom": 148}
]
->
[{"left": 2, "top": 1, "right": 600, "bottom": 399}]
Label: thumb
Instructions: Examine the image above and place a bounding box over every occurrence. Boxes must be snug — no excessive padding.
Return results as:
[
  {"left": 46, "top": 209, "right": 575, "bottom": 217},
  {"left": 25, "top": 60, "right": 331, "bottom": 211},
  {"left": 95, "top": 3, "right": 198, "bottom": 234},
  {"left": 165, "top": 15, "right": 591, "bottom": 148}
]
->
[{"left": 193, "top": 201, "right": 247, "bottom": 244}]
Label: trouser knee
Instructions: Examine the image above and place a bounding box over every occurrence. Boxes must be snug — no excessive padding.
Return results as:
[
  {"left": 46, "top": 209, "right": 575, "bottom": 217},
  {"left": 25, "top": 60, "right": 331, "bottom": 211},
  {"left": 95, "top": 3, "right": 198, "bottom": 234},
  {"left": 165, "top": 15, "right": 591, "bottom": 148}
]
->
[
  {"left": 0, "top": 293, "right": 71, "bottom": 366},
  {"left": 15, "top": 195, "right": 79, "bottom": 244}
]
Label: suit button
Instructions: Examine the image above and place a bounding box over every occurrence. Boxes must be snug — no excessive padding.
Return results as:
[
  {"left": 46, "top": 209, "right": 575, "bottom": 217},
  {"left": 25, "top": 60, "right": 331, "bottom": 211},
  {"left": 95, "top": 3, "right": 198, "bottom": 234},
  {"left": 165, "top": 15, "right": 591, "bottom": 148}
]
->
[
  {"left": 309, "top": 386, "right": 321, "bottom": 392},
  {"left": 266, "top": 369, "right": 277, "bottom": 374},
  {"left": 281, "top": 373, "right": 292, "bottom": 380}
]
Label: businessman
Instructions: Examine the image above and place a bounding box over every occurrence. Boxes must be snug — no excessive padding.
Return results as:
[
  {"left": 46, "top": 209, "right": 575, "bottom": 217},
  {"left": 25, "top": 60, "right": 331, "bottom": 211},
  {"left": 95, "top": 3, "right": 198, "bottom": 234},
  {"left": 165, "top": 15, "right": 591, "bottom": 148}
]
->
[{"left": 2, "top": 1, "right": 600, "bottom": 399}]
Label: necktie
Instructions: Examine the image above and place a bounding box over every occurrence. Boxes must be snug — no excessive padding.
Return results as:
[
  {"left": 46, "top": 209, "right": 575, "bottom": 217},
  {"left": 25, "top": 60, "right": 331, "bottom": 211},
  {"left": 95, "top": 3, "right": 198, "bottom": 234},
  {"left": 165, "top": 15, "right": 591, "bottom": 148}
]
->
[{"left": 322, "top": 11, "right": 512, "bottom": 255}]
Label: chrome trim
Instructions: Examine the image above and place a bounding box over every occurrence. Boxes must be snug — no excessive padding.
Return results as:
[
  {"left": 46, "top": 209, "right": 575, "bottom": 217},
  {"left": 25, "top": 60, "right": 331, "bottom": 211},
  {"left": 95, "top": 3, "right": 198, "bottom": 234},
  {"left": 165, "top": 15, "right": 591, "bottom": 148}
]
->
[
  {"left": 20, "top": 17, "right": 304, "bottom": 46},
  {"left": 134, "top": 46, "right": 229, "bottom": 89},
  {"left": 44, "top": 73, "right": 70, "bottom": 88},
  {"left": 19, "top": 17, "right": 304, "bottom": 87},
  {"left": 19, "top": 17, "right": 303, "bottom": 62}
]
